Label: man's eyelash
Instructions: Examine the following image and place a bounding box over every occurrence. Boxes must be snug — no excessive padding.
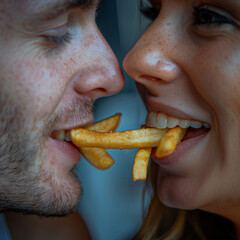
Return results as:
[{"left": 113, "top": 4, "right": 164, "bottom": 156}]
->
[{"left": 45, "top": 32, "right": 73, "bottom": 45}]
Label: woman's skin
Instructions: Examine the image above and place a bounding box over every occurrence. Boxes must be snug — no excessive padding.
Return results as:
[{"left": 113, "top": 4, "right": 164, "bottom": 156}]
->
[{"left": 123, "top": 0, "right": 240, "bottom": 237}]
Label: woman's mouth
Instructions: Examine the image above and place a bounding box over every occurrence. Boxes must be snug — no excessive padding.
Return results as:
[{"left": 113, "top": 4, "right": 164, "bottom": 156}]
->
[
  {"left": 146, "top": 112, "right": 211, "bottom": 129},
  {"left": 182, "top": 127, "right": 209, "bottom": 141},
  {"left": 146, "top": 111, "right": 211, "bottom": 163}
]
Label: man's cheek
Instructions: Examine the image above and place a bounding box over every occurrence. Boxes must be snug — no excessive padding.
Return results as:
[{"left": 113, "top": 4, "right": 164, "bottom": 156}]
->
[{"left": 8, "top": 58, "right": 65, "bottom": 116}]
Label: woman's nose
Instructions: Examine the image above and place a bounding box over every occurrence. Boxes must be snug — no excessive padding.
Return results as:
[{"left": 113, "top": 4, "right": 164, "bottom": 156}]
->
[{"left": 123, "top": 25, "right": 181, "bottom": 86}]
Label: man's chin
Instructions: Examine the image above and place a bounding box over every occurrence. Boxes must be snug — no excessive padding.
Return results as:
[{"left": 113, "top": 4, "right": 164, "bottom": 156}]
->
[
  {"left": 33, "top": 163, "right": 82, "bottom": 217},
  {"left": 33, "top": 140, "right": 83, "bottom": 216},
  {"left": 9, "top": 172, "right": 81, "bottom": 217},
  {"left": 0, "top": 156, "right": 82, "bottom": 217}
]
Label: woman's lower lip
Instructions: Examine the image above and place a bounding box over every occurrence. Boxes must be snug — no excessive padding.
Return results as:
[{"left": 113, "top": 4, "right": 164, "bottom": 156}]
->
[
  {"left": 49, "top": 137, "right": 81, "bottom": 164},
  {"left": 151, "top": 131, "right": 209, "bottom": 166}
]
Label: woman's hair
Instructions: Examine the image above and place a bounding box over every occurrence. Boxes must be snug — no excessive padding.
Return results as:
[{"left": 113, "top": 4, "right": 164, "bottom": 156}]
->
[{"left": 133, "top": 161, "right": 237, "bottom": 240}]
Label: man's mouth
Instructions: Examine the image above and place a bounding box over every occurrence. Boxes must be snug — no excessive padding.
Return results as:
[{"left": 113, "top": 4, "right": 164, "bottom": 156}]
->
[
  {"left": 48, "top": 129, "right": 81, "bottom": 165},
  {"left": 146, "top": 111, "right": 211, "bottom": 142},
  {"left": 51, "top": 130, "right": 72, "bottom": 142},
  {"left": 50, "top": 129, "right": 83, "bottom": 159}
]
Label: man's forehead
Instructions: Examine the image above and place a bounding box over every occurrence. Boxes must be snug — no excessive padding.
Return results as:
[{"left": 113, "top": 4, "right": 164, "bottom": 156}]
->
[
  {"left": 0, "top": 0, "right": 101, "bottom": 15},
  {"left": 27, "top": 0, "right": 100, "bottom": 12},
  {"left": 35, "top": 0, "right": 100, "bottom": 10},
  {"left": 0, "top": 0, "right": 101, "bottom": 23}
]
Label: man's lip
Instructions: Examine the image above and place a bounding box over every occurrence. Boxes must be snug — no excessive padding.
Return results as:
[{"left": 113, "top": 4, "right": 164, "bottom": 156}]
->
[
  {"left": 50, "top": 118, "right": 94, "bottom": 142},
  {"left": 52, "top": 118, "right": 94, "bottom": 134},
  {"left": 48, "top": 137, "right": 81, "bottom": 164},
  {"left": 144, "top": 98, "right": 208, "bottom": 123}
]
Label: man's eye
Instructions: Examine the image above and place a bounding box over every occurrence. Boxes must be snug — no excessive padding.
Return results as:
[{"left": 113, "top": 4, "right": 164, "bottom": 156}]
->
[
  {"left": 139, "top": 1, "right": 160, "bottom": 21},
  {"left": 45, "top": 32, "right": 73, "bottom": 46},
  {"left": 192, "top": 6, "right": 233, "bottom": 26}
]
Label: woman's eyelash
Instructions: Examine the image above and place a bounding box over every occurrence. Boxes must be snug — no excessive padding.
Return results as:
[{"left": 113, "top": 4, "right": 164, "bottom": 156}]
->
[
  {"left": 140, "top": 6, "right": 160, "bottom": 21},
  {"left": 192, "top": 6, "right": 233, "bottom": 26},
  {"left": 139, "top": 1, "right": 160, "bottom": 21},
  {"left": 45, "top": 32, "right": 73, "bottom": 46}
]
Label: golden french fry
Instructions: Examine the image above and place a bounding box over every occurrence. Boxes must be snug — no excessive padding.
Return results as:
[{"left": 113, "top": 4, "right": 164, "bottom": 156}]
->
[
  {"left": 80, "top": 147, "right": 114, "bottom": 170},
  {"left": 85, "top": 113, "right": 121, "bottom": 132},
  {"left": 70, "top": 112, "right": 186, "bottom": 177},
  {"left": 70, "top": 128, "right": 168, "bottom": 149},
  {"left": 156, "top": 127, "right": 186, "bottom": 158},
  {"left": 79, "top": 113, "right": 121, "bottom": 170},
  {"left": 133, "top": 148, "right": 152, "bottom": 181}
]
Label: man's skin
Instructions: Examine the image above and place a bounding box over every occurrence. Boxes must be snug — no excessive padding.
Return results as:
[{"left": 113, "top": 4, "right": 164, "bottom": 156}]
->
[
  {"left": 0, "top": 0, "right": 124, "bottom": 238},
  {"left": 5, "top": 212, "right": 91, "bottom": 240}
]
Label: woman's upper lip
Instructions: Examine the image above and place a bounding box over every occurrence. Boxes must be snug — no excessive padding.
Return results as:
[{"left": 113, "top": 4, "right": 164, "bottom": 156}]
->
[{"left": 145, "top": 98, "right": 208, "bottom": 123}]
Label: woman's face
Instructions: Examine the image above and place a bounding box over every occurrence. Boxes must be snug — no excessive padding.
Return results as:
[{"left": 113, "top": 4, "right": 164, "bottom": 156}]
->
[{"left": 123, "top": 0, "right": 240, "bottom": 218}]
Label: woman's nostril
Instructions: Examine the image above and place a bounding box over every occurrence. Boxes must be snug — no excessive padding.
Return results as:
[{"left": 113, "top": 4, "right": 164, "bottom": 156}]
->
[{"left": 140, "top": 75, "right": 167, "bottom": 84}]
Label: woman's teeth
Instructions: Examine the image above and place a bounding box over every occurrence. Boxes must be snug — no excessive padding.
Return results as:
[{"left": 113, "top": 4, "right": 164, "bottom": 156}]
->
[{"left": 146, "top": 112, "right": 210, "bottom": 129}]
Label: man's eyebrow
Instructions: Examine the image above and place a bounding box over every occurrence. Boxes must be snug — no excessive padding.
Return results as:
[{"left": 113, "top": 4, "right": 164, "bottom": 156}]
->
[
  {"left": 68, "top": 0, "right": 101, "bottom": 10},
  {"left": 37, "top": 0, "right": 102, "bottom": 22}
]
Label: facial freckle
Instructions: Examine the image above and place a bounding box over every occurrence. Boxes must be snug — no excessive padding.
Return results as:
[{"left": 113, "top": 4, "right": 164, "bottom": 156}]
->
[
  {"left": 70, "top": 58, "right": 76, "bottom": 64},
  {"left": 31, "top": 126, "right": 38, "bottom": 132},
  {"left": 50, "top": 160, "right": 55, "bottom": 166},
  {"left": 0, "top": 8, "right": 11, "bottom": 21}
]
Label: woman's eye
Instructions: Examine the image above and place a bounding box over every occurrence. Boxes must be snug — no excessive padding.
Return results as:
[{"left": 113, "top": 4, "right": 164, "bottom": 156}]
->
[
  {"left": 45, "top": 32, "right": 73, "bottom": 46},
  {"left": 139, "top": 1, "right": 160, "bottom": 21},
  {"left": 192, "top": 6, "right": 233, "bottom": 26}
]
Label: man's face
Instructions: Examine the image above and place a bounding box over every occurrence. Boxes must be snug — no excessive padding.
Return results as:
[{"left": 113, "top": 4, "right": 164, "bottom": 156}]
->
[{"left": 0, "top": 0, "right": 124, "bottom": 216}]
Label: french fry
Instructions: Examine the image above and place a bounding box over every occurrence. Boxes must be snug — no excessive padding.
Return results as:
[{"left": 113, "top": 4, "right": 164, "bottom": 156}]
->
[
  {"left": 70, "top": 128, "right": 168, "bottom": 149},
  {"left": 156, "top": 127, "right": 186, "bottom": 158},
  {"left": 79, "top": 113, "right": 121, "bottom": 170},
  {"left": 70, "top": 113, "right": 186, "bottom": 179},
  {"left": 132, "top": 127, "right": 186, "bottom": 180},
  {"left": 133, "top": 148, "right": 152, "bottom": 181},
  {"left": 84, "top": 113, "right": 121, "bottom": 132},
  {"left": 80, "top": 147, "right": 114, "bottom": 170}
]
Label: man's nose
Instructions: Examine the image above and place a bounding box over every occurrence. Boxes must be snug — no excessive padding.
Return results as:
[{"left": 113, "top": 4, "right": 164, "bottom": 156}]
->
[
  {"left": 123, "top": 24, "right": 181, "bottom": 87},
  {"left": 72, "top": 27, "right": 124, "bottom": 100}
]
